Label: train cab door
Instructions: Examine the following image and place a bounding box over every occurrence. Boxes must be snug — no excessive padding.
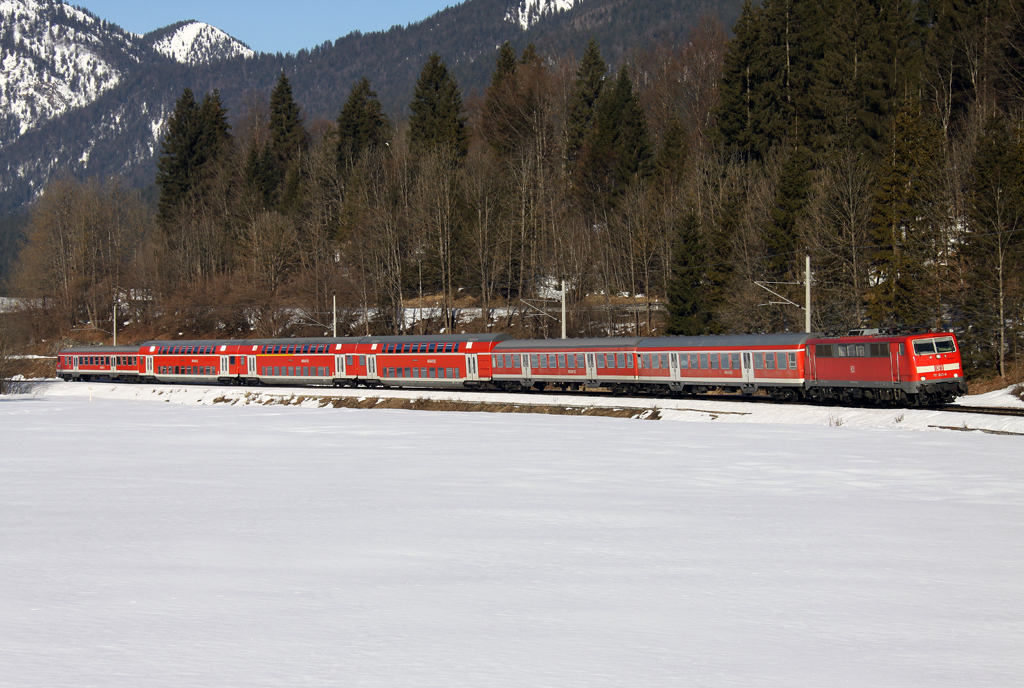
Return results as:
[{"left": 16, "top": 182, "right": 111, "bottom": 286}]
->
[
  {"left": 465, "top": 354, "right": 479, "bottom": 382},
  {"left": 741, "top": 352, "right": 755, "bottom": 385},
  {"left": 220, "top": 355, "right": 229, "bottom": 375},
  {"left": 335, "top": 354, "right": 344, "bottom": 378},
  {"left": 585, "top": 353, "right": 597, "bottom": 381}
]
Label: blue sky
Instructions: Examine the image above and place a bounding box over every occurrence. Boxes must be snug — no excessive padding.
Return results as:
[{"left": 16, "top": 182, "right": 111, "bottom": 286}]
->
[{"left": 79, "top": 0, "right": 457, "bottom": 55}]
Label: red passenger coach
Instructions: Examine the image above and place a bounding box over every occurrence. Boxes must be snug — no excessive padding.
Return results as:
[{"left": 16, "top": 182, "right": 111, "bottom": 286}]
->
[
  {"left": 357, "top": 333, "right": 513, "bottom": 388},
  {"left": 57, "top": 346, "right": 143, "bottom": 381},
  {"left": 491, "top": 338, "right": 644, "bottom": 392},
  {"left": 244, "top": 337, "right": 362, "bottom": 386},
  {"left": 140, "top": 340, "right": 251, "bottom": 384}
]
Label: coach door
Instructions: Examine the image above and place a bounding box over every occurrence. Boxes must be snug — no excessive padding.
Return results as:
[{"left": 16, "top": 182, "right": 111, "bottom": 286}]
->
[
  {"left": 247, "top": 355, "right": 256, "bottom": 376},
  {"left": 335, "top": 354, "right": 344, "bottom": 378},
  {"left": 465, "top": 354, "right": 479, "bottom": 381},
  {"left": 585, "top": 353, "right": 597, "bottom": 381},
  {"left": 741, "top": 352, "right": 755, "bottom": 384},
  {"left": 366, "top": 355, "right": 377, "bottom": 379},
  {"left": 220, "top": 355, "right": 229, "bottom": 375},
  {"left": 145, "top": 356, "right": 153, "bottom": 375}
]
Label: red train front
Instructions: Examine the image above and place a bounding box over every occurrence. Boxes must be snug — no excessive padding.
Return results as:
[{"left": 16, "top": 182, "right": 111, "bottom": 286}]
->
[{"left": 807, "top": 331, "right": 967, "bottom": 405}]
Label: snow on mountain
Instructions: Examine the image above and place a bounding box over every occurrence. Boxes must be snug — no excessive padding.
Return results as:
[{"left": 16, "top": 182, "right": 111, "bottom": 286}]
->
[
  {"left": 505, "top": 0, "right": 577, "bottom": 30},
  {"left": 149, "top": 21, "right": 253, "bottom": 64},
  {"left": 0, "top": 0, "right": 140, "bottom": 145}
]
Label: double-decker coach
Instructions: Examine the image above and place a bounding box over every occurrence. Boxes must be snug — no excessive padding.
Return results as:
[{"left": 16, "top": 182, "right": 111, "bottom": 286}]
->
[{"left": 57, "top": 346, "right": 143, "bottom": 382}]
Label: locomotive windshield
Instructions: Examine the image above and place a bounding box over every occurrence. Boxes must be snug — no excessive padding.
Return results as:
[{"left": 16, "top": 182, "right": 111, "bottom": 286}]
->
[{"left": 913, "top": 337, "right": 956, "bottom": 355}]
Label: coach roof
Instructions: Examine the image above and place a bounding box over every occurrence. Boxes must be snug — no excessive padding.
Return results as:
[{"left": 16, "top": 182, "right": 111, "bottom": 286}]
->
[{"left": 641, "top": 333, "right": 823, "bottom": 348}]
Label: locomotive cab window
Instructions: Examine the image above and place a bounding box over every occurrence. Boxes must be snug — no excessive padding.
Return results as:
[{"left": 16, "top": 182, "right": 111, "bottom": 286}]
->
[
  {"left": 935, "top": 337, "right": 956, "bottom": 353},
  {"left": 913, "top": 340, "right": 936, "bottom": 355}
]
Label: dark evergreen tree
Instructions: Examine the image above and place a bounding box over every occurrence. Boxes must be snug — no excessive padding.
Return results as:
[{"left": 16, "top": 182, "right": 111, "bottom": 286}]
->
[
  {"left": 766, "top": 147, "right": 813, "bottom": 280},
  {"left": 243, "top": 143, "right": 277, "bottom": 210},
  {"left": 565, "top": 38, "right": 607, "bottom": 165},
  {"left": 408, "top": 53, "right": 468, "bottom": 158},
  {"left": 269, "top": 71, "right": 309, "bottom": 169},
  {"left": 715, "top": 0, "right": 762, "bottom": 159},
  {"left": 577, "top": 66, "right": 653, "bottom": 208},
  {"left": 155, "top": 88, "right": 201, "bottom": 225},
  {"left": 867, "top": 99, "right": 944, "bottom": 328},
  {"left": 653, "top": 118, "right": 688, "bottom": 190},
  {"left": 336, "top": 77, "right": 390, "bottom": 169},
  {"left": 963, "top": 114, "right": 1024, "bottom": 376},
  {"left": 480, "top": 42, "right": 523, "bottom": 156},
  {"left": 665, "top": 212, "right": 714, "bottom": 335}
]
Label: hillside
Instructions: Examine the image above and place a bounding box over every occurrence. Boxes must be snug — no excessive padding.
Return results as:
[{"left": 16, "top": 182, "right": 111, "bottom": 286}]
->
[{"left": 0, "top": 0, "right": 744, "bottom": 217}]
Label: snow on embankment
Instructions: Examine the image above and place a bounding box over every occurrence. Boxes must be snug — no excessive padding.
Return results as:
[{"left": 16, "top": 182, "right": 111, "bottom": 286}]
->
[{"left": 26, "top": 379, "right": 1024, "bottom": 435}]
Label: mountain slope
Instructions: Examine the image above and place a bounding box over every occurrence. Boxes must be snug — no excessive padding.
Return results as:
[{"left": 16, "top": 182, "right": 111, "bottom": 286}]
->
[{"left": 0, "top": 0, "right": 744, "bottom": 217}]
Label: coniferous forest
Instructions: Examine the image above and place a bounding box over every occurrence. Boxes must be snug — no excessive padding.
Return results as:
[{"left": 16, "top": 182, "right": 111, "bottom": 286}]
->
[{"left": 7, "top": 0, "right": 1024, "bottom": 383}]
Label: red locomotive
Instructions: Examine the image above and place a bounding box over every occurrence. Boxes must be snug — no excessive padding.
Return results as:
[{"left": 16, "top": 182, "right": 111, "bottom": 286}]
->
[{"left": 56, "top": 330, "right": 968, "bottom": 407}]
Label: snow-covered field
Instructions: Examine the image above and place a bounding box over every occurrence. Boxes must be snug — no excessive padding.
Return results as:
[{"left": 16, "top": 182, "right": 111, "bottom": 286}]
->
[{"left": 2, "top": 382, "right": 1023, "bottom": 686}]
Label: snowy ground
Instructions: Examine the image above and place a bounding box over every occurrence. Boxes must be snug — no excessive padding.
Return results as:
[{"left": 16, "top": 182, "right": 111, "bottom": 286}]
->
[{"left": 2, "top": 383, "right": 1023, "bottom": 686}]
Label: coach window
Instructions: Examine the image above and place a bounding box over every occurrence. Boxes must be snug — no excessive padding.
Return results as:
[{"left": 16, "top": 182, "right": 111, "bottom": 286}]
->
[
  {"left": 753, "top": 353, "right": 763, "bottom": 369},
  {"left": 712, "top": 354, "right": 721, "bottom": 370},
  {"left": 526, "top": 354, "right": 536, "bottom": 369},
  {"left": 513, "top": 354, "right": 521, "bottom": 368},
  {"left": 699, "top": 353, "right": 708, "bottom": 369},
  {"left": 788, "top": 353, "right": 797, "bottom": 369},
  {"left": 678, "top": 354, "right": 688, "bottom": 370},
  {"left": 554, "top": 354, "right": 563, "bottom": 369},
  {"left": 661, "top": 354, "right": 670, "bottom": 369},
  {"left": 731, "top": 353, "right": 741, "bottom": 369}
]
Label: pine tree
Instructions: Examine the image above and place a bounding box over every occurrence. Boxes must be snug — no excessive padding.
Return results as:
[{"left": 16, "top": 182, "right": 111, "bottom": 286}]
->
[
  {"left": 766, "top": 147, "right": 813, "bottom": 280},
  {"left": 963, "top": 114, "right": 1024, "bottom": 376},
  {"left": 665, "top": 212, "right": 714, "bottom": 335},
  {"left": 408, "top": 53, "right": 468, "bottom": 159},
  {"left": 715, "top": 0, "right": 762, "bottom": 159},
  {"left": 867, "top": 99, "right": 945, "bottom": 328},
  {"left": 577, "top": 66, "right": 653, "bottom": 208},
  {"left": 269, "top": 71, "right": 308, "bottom": 169},
  {"left": 480, "top": 42, "right": 523, "bottom": 156},
  {"left": 156, "top": 88, "right": 229, "bottom": 226},
  {"left": 244, "top": 143, "right": 277, "bottom": 210},
  {"left": 565, "top": 38, "right": 607, "bottom": 165},
  {"left": 336, "top": 77, "right": 390, "bottom": 169}
]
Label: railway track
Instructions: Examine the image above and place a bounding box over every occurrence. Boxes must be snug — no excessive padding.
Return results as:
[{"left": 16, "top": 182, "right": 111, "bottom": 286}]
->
[{"left": 940, "top": 404, "right": 1024, "bottom": 418}]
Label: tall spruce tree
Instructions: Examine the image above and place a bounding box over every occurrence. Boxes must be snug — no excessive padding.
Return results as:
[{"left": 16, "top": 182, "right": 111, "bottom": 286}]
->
[
  {"left": 665, "top": 212, "right": 714, "bottom": 335},
  {"left": 480, "top": 42, "right": 524, "bottom": 156},
  {"left": 565, "top": 38, "right": 607, "bottom": 165},
  {"left": 409, "top": 53, "right": 468, "bottom": 158},
  {"left": 269, "top": 71, "right": 309, "bottom": 168},
  {"left": 964, "top": 114, "right": 1024, "bottom": 376},
  {"left": 577, "top": 66, "right": 653, "bottom": 209},
  {"left": 766, "top": 147, "right": 813, "bottom": 280},
  {"left": 156, "top": 88, "right": 230, "bottom": 227},
  {"left": 867, "top": 99, "right": 945, "bottom": 328},
  {"left": 336, "top": 77, "right": 390, "bottom": 169},
  {"left": 715, "top": 0, "right": 762, "bottom": 159}
]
